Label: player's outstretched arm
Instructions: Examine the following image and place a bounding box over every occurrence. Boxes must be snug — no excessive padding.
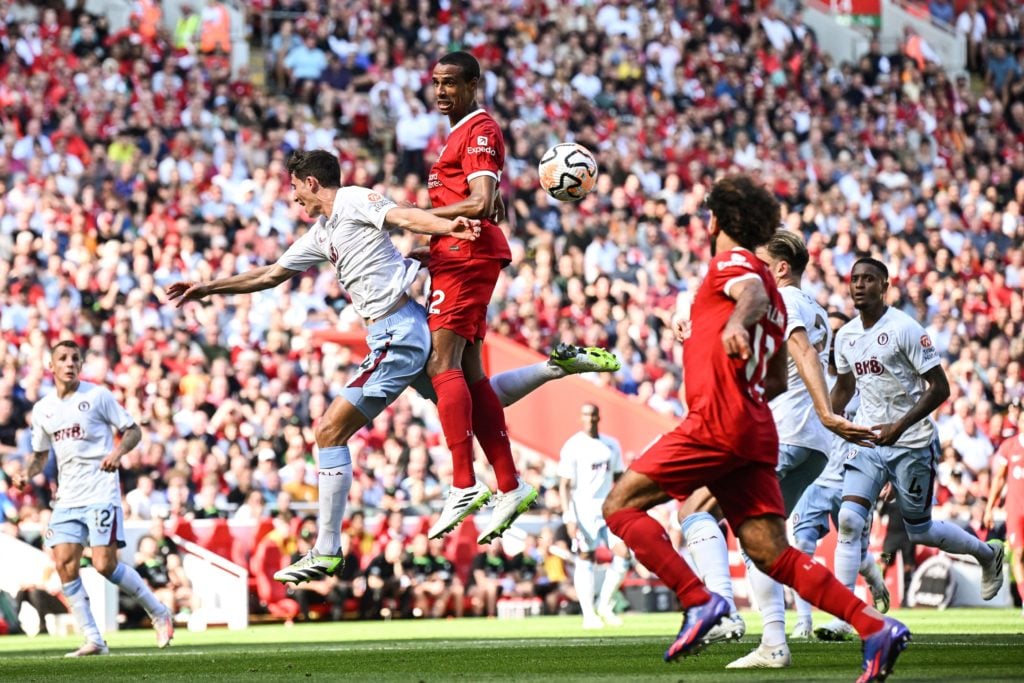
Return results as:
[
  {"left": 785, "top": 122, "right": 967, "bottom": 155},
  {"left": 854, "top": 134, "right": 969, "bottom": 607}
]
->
[
  {"left": 165, "top": 264, "right": 300, "bottom": 308},
  {"left": 983, "top": 458, "right": 1008, "bottom": 529},
  {"left": 385, "top": 207, "right": 481, "bottom": 240},
  {"left": 788, "top": 329, "right": 875, "bottom": 446},
  {"left": 872, "top": 365, "right": 950, "bottom": 446}
]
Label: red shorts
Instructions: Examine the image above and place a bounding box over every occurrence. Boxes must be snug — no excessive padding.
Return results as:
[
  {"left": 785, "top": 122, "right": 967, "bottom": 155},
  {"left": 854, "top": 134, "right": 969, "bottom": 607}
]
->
[
  {"left": 427, "top": 257, "right": 503, "bottom": 342},
  {"left": 631, "top": 419, "right": 785, "bottom": 530},
  {"left": 1007, "top": 508, "right": 1024, "bottom": 551}
]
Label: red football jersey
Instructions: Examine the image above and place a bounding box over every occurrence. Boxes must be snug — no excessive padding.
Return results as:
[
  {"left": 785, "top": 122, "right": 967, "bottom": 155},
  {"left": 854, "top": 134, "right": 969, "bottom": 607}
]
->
[
  {"left": 994, "top": 434, "right": 1024, "bottom": 514},
  {"left": 427, "top": 109, "right": 511, "bottom": 263},
  {"left": 682, "top": 248, "right": 787, "bottom": 461}
]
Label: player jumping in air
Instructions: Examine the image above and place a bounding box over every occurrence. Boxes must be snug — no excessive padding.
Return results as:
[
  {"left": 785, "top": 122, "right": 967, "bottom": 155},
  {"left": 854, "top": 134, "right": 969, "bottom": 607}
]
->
[
  {"left": 557, "top": 403, "right": 631, "bottom": 629},
  {"left": 820, "top": 257, "right": 1005, "bottom": 638},
  {"left": 168, "top": 150, "right": 616, "bottom": 584},
  {"left": 601, "top": 175, "right": 910, "bottom": 683},
  {"left": 423, "top": 52, "right": 620, "bottom": 544},
  {"left": 13, "top": 341, "right": 173, "bottom": 656}
]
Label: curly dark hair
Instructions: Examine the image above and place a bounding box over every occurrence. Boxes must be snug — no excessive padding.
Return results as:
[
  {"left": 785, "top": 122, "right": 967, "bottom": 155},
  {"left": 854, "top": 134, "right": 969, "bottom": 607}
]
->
[
  {"left": 287, "top": 150, "right": 341, "bottom": 188},
  {"left": 707, "top": 175, "right": 780, "bottom": 251}
]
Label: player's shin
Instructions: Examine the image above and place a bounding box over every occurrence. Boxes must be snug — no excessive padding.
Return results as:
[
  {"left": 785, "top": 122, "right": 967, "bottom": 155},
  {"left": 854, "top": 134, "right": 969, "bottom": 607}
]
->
[
  {"left": 608, "top": 508, "right": 710, "bottom": 606},
  {"left": 63, "top": 578, "right": 105, "bottom": 646},
  {"left": 681, "top": 512, "right": 737, "bottom": 612},
  {"left": 767, "top": 546, "right": 883, "bottom": 638},
  {"left": 489, "top": 363, "right": 564, "bottom": 408},
  {"left": 574, "top": 558, "right": 598, "bottom": 619},
  {"left": 469, "top": 378, "right": 518, "bottom": 492},
  {"left": 597, "top": 554, "right": 629, "bottom": 615},
  {"left": 791, "top": 532, "right": 817, "bottom": 628},
  {"left": 835, "top": 501, "right": 869, "bottom": 590},
  {"left": 110, "top": 563, "right": 167, "bottom": 618},
  {"left": 315, "top": 446, "right": 353, "bottom": 556},
  {"left": 905, "top": 518, "right": 994, "bottom": 561},
  {"left": 743, "top": 550, "right": 787, "bottom": 647},
  {"left": 431, "top": 370, "right": 476, "bottom": 488}
]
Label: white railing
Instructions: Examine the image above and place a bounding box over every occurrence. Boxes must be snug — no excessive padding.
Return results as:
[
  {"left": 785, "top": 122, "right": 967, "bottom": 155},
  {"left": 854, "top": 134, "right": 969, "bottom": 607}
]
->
[{"left": 173, "top": 535, "right": 249, "bottom": 630}]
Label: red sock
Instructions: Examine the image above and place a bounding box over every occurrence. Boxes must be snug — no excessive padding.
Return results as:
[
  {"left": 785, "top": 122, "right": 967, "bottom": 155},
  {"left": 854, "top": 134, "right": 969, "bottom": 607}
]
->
[
  {"left": 469, "top": 378, "right": 519, "bottom": 492},
  {"left": 431, "top": 369, "right": 475, "bottom": 489},
  {"left": 606, "top": 508, "right": 710, "bottom": 607},
  {"left": 768, "top": 546, "right": 883, "bottom": 637}
]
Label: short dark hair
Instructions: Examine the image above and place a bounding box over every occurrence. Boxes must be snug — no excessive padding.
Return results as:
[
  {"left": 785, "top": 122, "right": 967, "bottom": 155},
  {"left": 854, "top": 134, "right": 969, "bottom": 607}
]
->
[
  {"left": 852, "top": 257, "right": 889, "bottom": 280},
  {"left": 437, "top": 51, "right": 480, "bottom": 83},
  {"left": 287, "top": 150, "right": 341, "bottom": 188},
  {"left": 51, "top": 340, "right": 82, "bottom": 356},
  {"left": 764, "top": 230, "right": 809, "bottom": 276},
  {"left": 707, "top": 175, "right": 780, "bottom": 251}
]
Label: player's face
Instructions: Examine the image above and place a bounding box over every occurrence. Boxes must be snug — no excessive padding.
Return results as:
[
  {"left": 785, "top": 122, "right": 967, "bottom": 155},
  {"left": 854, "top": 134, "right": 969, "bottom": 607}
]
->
[
  {"left": 50, "top": 346, "right": 82, "bottom": 384},
  {"left": 849, "top": 263, "right": 888, "bottom": 310},
  {"left": 290, "top": 176, "right": 321, "bottom": 217},
  {"left": 432, "top": 64, "right": 477, "bottom": 119},
  {"left": 581, "top": 406, "right": 599, "bottom": 432}
]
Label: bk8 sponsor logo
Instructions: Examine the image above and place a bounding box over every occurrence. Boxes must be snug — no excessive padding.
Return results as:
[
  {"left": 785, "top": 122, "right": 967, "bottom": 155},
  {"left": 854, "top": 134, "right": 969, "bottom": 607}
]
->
[{"left": 854, "top": 358, "right": 884, "bottom": 376}]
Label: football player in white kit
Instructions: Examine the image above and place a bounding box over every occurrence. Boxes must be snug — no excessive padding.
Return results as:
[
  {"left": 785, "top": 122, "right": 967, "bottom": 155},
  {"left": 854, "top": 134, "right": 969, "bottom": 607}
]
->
[
  {"left": 12, "top": 341, "right": 173, "bottom": 656},
  {"left": 557, "top": 403, "right": 630, "bottom": 629},
  {"left": 828, "top": 257, "right": 1004, "bottom": 626},
  {"left": 788, "top": 311, "right": 889, "bottom": 641},
  {"left": 168, "top": 150, "right": 618, "bottom": 584}
]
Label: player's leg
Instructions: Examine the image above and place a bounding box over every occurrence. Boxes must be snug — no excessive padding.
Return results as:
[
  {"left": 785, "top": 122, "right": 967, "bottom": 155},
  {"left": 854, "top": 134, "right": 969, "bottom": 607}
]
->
[
  {"left": 487, "top": 344, "right": 620, "bottom": 407},
  {"left": 834, "top": 446, "right": 886, "bottom": 592},
  {"left": 463, "top": 338, "right": 520, "bottom": 494},
  {"left": 595, "top": 535, "right": 630, "bottom": 626},
  {"left": 573, "top": 549, "right": 602, "bottom": 628},
  {"left": 1008, "top": 514, "right": 1024, "bottom": 609},
  {"left": 892, "top": 446, "right": 1003, "bottom": 598},
  {"left": 777, "top": 444, "right": 828, "bottom": 519},
  {"left": 677, "top": 490, "right": 746, "bottom": 643},
  {"left": 789, "top": 483, "right": 837, "bottom": 637},
  {"left": 50, "top": 525, "right": 107, "bottom": 657},
  {"left": 427, "top": 326, "right": 476, "bottom": 487},
  {"left": 88, "top": 505, "right": 173, "bottom": 647}
]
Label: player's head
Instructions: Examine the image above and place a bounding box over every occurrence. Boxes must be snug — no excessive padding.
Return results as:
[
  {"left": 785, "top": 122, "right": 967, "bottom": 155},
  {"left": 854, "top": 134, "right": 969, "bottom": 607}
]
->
[
  {"left": 287, "top": 150, "right": 341, "bottom": 218},
  {"left": 758, "top": 230, "right": 809, "bottom": 285},
  {"left": 432, "top": 51, "right": 480, "bottom": 120},
  {"left": 849, "top": 257, "right": 889, "bottom": 311},
  {"left": 580, "top": 403, "right": 600, "bottom": 435},
  {"left": 50, "top": 340, "right": 83, "bottom": 384},
  {"left": 706, "top": 175, "right": 780, "bottom": 253}
]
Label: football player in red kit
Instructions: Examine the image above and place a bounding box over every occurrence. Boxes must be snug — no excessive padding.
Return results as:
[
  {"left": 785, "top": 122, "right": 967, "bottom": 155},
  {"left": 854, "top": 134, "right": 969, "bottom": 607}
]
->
[
  {"left": 601, "top": 175, "right": 910, "bottom": 682},
  {"left": 423, "top": 51, "right": 537, "bottom": 544},
  {"left": 985, "top": 426, "right": 1024, "bottom": 610}
]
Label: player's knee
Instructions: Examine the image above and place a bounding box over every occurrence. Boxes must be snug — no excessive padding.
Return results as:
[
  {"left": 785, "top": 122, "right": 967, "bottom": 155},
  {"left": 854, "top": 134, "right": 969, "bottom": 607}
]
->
[
  {"left": 93, "top": 556, "right": 117, "bottom": 578},
  {"left": 904, "top": 518, "right": 933, "bottom": 544},
  {"left": 837, "top": 503, "right": 867, "bottom": 539},
  {"left": 792, "top": 532, "right": 817, "bottom": 556}
]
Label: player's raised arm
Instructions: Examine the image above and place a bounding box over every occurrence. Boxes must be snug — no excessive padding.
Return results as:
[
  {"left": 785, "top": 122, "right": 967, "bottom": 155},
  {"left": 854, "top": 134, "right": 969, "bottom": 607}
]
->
[
  {"left": 788, "top": 328, "right": 875, "bottom": 446},
  {"left": 721, "top": 278, "right": 769, "bottom": 360},
  {"left": 872, "top": 364, "right": 950, "bottom": 446},
  {"left": 384, "top": 207, "right": 481, "bottom": 240},
  {"left": 165, "top": 264, "right": 301, "bottom": 308}
]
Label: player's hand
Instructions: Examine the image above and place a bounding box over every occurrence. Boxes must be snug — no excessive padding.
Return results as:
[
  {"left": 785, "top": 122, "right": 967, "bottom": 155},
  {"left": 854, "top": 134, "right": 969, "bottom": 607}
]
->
[
  {"left": 448, "top": 216, "right": 481, "bottom": 241},
  {"left": 822, "top": 414, "right": 876, "bottom": 447},
  {"left": 166, "top": 281, "right": 210, "bottom": 308},
  {"left": 879, "top": 482, "right": 896, "bottom": 503},
  {"left": 983, "top": 507, "right": 995, "bottom": 529},
  {"left": 672, "top": 317, "right": 692, "bottom": 342},
  {"left": 100, "top": 452, "right": 121, "bottom": 472},
  {"left": 870, "top": 422, "right": 903, "bottom": 446},
  {"left": 721, "top": 321, "right": 752, "bottom": 359}
]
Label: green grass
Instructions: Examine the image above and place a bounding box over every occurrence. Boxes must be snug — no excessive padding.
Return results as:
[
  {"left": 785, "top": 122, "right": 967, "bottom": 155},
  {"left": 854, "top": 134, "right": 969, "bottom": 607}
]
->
[{"left": 1, "top": 610, "right": 1023, "bottom": 681}]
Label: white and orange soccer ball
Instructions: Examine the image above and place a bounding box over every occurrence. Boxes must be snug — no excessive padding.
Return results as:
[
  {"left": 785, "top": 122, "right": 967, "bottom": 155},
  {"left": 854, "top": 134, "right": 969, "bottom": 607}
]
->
[{"left": 537, "top": 142, "right": 598, "bottom": 202}]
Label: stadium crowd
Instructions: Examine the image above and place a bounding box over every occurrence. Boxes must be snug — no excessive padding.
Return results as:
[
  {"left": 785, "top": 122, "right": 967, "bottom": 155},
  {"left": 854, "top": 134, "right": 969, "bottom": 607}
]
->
[{"left": 1, "top": 0, "right": 1023, "bottom": 622}]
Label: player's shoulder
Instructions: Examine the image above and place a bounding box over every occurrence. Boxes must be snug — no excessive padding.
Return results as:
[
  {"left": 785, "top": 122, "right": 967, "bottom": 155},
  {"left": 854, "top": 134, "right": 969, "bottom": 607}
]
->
[
  {"left": 599, "top": 433, "right": 622, "bottom": 450},
  {"left": 710, "top": 248, "right": 760, "bottom": 272}
]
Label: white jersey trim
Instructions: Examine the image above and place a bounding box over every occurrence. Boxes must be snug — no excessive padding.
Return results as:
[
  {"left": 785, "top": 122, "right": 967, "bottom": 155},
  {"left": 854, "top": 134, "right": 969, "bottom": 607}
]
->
[
  {"left": 449, "top": 108, "right": 487, "bottom": 133},
  {"left": 724, "top": 272, "right": 760, "bottom": 299},
  {"left": 466, "top": 169, "right": 498, "bottom": 183}
]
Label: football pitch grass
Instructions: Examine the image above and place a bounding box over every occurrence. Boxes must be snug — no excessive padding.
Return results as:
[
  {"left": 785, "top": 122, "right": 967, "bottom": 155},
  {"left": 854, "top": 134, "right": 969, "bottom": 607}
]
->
[{"left": 1, "top": 609, "right": 1022, "bottom": 681}]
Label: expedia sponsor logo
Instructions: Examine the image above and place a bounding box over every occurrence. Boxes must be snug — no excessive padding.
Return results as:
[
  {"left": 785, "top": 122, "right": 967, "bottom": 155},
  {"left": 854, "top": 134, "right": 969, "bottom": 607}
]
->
[
  {"left": 428, "top": 173, "right": 441, "bottom": 189},
  {"left": 465, "top": 146, "right": 496, "bottom": 156}
]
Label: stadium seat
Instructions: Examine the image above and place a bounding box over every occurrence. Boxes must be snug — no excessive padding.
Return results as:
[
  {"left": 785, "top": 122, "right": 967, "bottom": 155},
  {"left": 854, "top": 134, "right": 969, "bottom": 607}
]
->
[{"left": 251, "top": 535, "right": 300, "bottom": 621}]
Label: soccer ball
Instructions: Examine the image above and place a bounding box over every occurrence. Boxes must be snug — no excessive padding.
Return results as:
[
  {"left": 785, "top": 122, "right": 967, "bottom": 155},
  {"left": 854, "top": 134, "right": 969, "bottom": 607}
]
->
[{"left": 537, "top": 143, "right": 598, "bottom": 202}]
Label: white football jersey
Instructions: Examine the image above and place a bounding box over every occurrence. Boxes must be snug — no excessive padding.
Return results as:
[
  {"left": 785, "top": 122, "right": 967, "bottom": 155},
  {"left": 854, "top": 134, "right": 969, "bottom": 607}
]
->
[
  {"left": 557, "top": 431, "right": 624, "bottom": 510},
  {"left": 834, "top": 307, "right": 941, "bottom": 449},
  {"left": 277, "top": 186, "right": 419, "bottom": 320},
  {"left": 769, "top": 285, "right": 832, "bottom": 454},
  {"left": 31, "top": 382, "right": 135, "bottom": 509}
]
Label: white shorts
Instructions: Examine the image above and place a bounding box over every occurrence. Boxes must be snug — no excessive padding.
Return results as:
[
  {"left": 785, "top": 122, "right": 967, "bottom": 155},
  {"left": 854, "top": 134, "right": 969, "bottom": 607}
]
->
[
  {"left": 46, "top": 503, "right": 125, "bottom": 549},
  {"left": 572, "top": 506, "right": 621, "bottom": 554},
  {"left": 841, "top": 442, "right": 937, "bottom": 523}
]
